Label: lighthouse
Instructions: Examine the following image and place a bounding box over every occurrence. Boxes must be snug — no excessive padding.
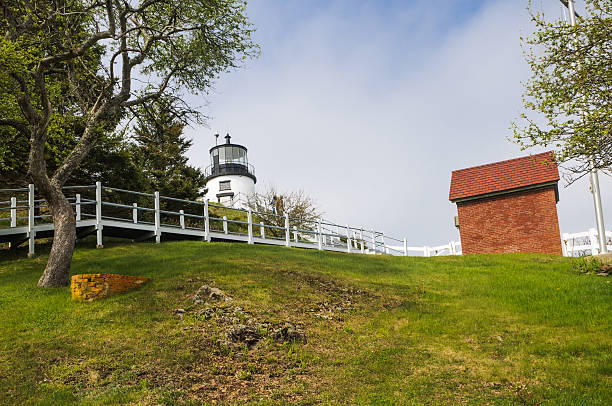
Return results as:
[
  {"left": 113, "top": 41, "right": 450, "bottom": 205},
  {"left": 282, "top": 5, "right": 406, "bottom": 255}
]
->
[{"left": 203, "top": 134, "right": 256, "bottom": 208}]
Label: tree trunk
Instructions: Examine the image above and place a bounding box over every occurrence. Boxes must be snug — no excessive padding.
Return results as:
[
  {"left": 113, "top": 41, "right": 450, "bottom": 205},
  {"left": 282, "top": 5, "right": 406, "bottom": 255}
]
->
[{"left": 36, "top": 188, "right": 76, "bottom": 287}]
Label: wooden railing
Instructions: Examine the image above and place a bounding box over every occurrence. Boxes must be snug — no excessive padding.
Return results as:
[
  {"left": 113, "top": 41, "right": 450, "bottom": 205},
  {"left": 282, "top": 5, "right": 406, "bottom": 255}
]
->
[{"left": 0, "top": 183, "right": 462, "bottom": 257}]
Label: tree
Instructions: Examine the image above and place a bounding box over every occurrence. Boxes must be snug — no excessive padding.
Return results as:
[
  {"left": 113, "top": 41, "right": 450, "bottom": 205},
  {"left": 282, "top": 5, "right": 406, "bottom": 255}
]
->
[
  {"left": 131, "top": 98, "right": 206, "bottom": 208},
  {"left": 513, "top": 0, "right": 612, "bottom": 180},
  {"left": 247, "top": 186, "right": 323, "bottom": 238},
  {"left": 0, "top": 0, "right": 258, "bottom": 287},
  {"left": 0, "top": 127, "right": 142, "bottom": 190}
]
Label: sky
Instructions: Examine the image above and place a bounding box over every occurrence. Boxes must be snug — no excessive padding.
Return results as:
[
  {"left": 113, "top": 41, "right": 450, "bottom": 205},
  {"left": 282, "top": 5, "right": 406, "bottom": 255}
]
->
[{"left": 183, "top": 0, "right": 612, "bottom": 246}]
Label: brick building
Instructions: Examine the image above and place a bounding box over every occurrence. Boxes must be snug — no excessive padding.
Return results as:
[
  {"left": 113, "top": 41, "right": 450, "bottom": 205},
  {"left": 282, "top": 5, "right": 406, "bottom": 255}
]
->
[{"left": 449, "top": 152, "right": 562, "bottom": 255}]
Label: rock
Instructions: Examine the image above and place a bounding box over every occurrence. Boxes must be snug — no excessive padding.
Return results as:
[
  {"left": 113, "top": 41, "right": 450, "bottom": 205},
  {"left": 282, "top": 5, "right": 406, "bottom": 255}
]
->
[
  {"left": 595, "top": 253, "right": 612, "bottom": 265},
  {"left": 271, "top": 324, "right": 307, "bottom": 344},
  {"left": 226, "top": 324, "right": 261, "bottom": 347},
  {"left": 174, "top": 308, "right": 186, "bottom": 314},
  {"left": 193, "top": 285, "right": 232, "bottom": 304}
]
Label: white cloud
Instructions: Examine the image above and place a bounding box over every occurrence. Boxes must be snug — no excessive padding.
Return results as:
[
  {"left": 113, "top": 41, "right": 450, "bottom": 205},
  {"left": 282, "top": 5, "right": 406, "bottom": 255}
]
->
[{"left": 184, "top": 0, "right": 612, "bottom": 245}]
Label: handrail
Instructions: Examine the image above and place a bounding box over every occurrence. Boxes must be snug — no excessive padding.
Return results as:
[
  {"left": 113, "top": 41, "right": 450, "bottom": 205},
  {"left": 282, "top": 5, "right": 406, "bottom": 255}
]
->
[
  {"left": 103, "top": 186, "right": 154, "bottom": 198},
  {"left": 2, "top": 182, "right": 462, "bottom": 258},
  {"left": 159, "top": 195, "right": 204, "bottom": 205},
  {"left": 0, "top": 188, "right": 28, "bottom": 192},
  {"left": 63, "top": 185, "right": 96, "bottom": 190}
]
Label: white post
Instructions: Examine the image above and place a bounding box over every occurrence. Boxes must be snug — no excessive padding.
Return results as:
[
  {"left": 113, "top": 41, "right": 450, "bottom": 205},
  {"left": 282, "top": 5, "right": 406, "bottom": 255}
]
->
[
  {"left": 10, "top": 197, "right": 16, "bottom": 228},
  {"left": 589, "top": 228, "right": 599, "bottom": 255},
  {"left": 180, "top": 210, "right": 185, "bottom": 229},
  {"left": 562, "top": 233, "right": 570, "bottom": 257},
  {"left": 381, "top": 232, "right": 386, "bottom": 254},
  {"left": 27, "top": 184, "right": 35, "bottom": 257},
  {"left": 154, "top": 191, "right": 161, "bottom": 243},
  {"left": 346, "top": 225, "right": 352, "bottom": 253},
  {"left": 360, "top": 228, "right": 364, "bottom": 253},
  {"left": 260, "top": 221, "right": 265, "bottom": 239},
  {"left": 285, "top": 213, "right": 290, "bottom": 247},
  {"left": 293, "top": 226, "right": 298, "bottom": 243},
  {"left": 223, "top": 216, "right": 228, "bottom": 234},
  {"left": 371, "top": 229, "right": 376, "bottom": 254},
  {"left": 204, "top": 199, "right": 211, "bottom": 242},
  {"left": 74, "top": 194, "right": 81, "bottom": 222},
  {"left": 95, "top": 181, "right": 102, "bottom": 249},
  {"left": 318, "top": 220, "right": 323, "bottom": 250},
  {"left": 449, "top": 241, "right": 456, "bottom": 255},
  {"left": 424, "top": 246, "right": 430, "bottom": 257},
  {"left": 247, "top": 208, "right": 254, "bottom": 244},
  {"left": 403, "top": 238, "right": 408, "bottom": 256},
  {"left": 133, "top": 203, "right": 138, "bottom": 223},
  {"left": 589, "top": 163, "right": 608, "bottom": 254}
]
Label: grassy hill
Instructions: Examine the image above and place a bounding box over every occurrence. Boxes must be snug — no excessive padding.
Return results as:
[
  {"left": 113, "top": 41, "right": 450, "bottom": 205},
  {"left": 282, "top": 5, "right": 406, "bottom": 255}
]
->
[{"left": 0, "top": 241, "right": 611, "bottom": 405}]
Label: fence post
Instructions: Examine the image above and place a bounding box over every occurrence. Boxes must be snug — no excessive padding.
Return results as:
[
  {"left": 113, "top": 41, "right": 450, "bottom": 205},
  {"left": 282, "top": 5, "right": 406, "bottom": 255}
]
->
[
  {"left": 247, "top": 209, "right": 254, "bottom": 244},
  {"left": 293, "top": 226, "right": 298, "bottom": 243},
  {"left": 180, "top": 210, "right": 185, "bottom": 229},
  {"left": 360, "top": 228, "right": 364, "bottom": 253},
  {"left": 133, "top": 203, "right": 138, "bottom": 223},
  {"left": 562, "top": 233, "right": 570, "bottom": 257},
  {"left": 154, "top": 191, "right": 161, "bottom": 243},
  {"left": 260, "top": 222, "right": 265, "bottom": 239},
  {"left": 223, "top": 216, "right": 228, "bottom": 234},
  {"left": 371, "top": 229, "right": 376, "bottom": 254},
  {"left": 449, "top": 241, "right": 456, "bottom": 255},
  {"left": 27, "top": 184, "right": 35, "bottom": 257},
  {"left": 95, "top": 182, "right": 103, "bottom": 249},
  {"left": 204, "top": 199, "right": 211, "bottom": 242},
  {"left": 75, "top": 194, "right": 81, "bottom": 221},
  {"left": 285, "top": 213, "right": 290, "bottom": 247},
  {"left": 318, "top": 220, "right": 322, "bottom": 250},
  {"left": 424, "top": 246, "right": 430, "bottom": 257},
  {"left": 10, "top": 197, "right": 16, "bottom": 228},
  {"left": 589, "top": 228, "right": 599, "bottom": 255},
  {"left": 403, "top": 238, "right": 408, "bottom": 256},
  {"left": 346, "top": 225, "right": 352, "bottom": 253}
]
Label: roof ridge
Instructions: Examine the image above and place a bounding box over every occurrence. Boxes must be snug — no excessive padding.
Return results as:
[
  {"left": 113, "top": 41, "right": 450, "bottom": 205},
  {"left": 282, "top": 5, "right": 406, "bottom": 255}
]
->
[
  {"left": 448, "top": 151, "right": 559, "bottom": 201},
  {"left": 452, "top": 151, "right": 555, "bottom": 174}
]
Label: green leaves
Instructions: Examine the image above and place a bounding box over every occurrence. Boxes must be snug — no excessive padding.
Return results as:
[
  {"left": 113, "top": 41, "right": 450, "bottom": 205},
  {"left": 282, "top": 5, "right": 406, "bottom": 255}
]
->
[{"left": 513, "top": 0, "right": 612, "bottom": 179}]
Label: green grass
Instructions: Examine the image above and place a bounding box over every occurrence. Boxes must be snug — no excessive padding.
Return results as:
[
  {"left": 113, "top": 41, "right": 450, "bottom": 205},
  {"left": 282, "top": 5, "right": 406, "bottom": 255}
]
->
[{"left": 0, "top": 240, "right": 611, "bottom": 405}]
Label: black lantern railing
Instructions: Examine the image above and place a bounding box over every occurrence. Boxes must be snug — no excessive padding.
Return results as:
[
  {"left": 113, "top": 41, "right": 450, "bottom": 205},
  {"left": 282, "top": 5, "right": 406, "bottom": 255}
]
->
[{"left": 204, "top": 163, "right": 256, "bottom": 179}]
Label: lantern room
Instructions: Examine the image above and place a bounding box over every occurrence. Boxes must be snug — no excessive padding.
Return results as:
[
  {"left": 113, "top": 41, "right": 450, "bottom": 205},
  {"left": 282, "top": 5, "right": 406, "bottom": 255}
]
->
[{"left": 204, "top": 134, "right": 256, "bottom": 207}]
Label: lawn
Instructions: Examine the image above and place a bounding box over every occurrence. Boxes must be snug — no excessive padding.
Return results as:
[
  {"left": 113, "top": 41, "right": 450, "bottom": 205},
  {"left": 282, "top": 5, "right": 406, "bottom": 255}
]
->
[{"left": 0, "top": 240, "right": 611, "bottom": 405}]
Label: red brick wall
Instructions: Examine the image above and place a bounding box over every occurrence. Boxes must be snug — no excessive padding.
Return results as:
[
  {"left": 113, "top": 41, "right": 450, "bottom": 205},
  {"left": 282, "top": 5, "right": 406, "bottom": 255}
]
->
[{"left": 456, "top": 186, "right": 562, "bottom": 255}]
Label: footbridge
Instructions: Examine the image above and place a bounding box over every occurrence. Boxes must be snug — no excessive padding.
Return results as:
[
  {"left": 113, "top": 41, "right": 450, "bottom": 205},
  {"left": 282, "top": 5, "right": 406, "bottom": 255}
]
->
[{"left": 0, "top": 183, "right": 461, "bottom": 257}]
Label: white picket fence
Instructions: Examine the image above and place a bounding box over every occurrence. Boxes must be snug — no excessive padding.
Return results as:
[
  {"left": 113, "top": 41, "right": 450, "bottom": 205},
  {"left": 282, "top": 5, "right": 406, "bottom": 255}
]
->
[
  {"left": 563, "top": 229, "right": 612, "bottom": 257},
  {"left": 0, "top": 183, "right": 461, "bottom": 258}
]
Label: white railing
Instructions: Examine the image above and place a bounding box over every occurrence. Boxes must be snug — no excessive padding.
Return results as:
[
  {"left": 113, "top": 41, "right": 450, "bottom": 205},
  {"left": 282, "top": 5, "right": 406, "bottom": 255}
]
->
[
  {"left": 563, "top": 228, "right": 612, "bottom": 256},
  {"left": 0, "top": 183, "right": 461, "bottom": 258}
]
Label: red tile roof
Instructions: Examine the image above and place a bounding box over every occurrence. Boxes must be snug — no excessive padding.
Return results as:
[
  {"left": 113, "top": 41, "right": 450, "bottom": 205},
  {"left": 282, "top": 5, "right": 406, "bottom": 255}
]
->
[{"left": 449, "top": 151, "right": 559, "bottom": 201}]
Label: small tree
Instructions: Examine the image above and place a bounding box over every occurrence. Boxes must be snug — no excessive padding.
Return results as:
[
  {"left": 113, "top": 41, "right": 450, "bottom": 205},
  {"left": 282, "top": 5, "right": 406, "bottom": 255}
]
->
[
  {"left": 513, "top": 0, "right": 612, "bottom": 181},
  {"left": 0, "top": 0, "right": 258, "bottom": 287},
  {"left": 247, "top": 186, "right": 322, "bottom": 238},
  {"left": 131, "top": 98, "right": 206, "bottom": 208}
]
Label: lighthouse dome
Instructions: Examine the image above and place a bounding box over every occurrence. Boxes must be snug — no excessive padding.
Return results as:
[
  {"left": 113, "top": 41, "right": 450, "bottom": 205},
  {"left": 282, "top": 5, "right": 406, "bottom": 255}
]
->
[{"left": 203, "top": 134, "right": 256, "bottom": 208}]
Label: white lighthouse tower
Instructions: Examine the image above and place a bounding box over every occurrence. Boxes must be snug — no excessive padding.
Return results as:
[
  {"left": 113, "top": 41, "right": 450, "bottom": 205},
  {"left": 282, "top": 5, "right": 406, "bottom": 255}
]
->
[{"left": 203, "top": 134, "right": 256, "bottom": 208}]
